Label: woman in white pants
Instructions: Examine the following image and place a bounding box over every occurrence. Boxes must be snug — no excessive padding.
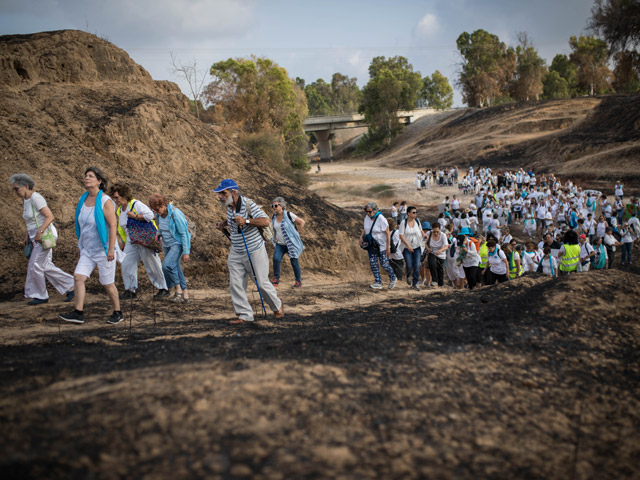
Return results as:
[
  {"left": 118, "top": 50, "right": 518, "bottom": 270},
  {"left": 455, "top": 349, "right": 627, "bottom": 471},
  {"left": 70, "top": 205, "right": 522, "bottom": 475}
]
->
[
  {"left": 10, "top": 173, "right": 74, "bottom": 305},
  {"left": 109, "top": 184, "right": 169, "bottom": 299}
]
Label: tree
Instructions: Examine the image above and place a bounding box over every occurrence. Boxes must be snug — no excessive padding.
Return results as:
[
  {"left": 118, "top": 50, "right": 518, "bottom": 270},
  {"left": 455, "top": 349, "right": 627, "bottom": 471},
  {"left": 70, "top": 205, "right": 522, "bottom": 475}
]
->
[
  {"left": 569, "top": 35, "right": 613, "bottom": 95},
  {"left": 330, "top": 73, "right": 361, "bottom": 113},
  {"left": 359, "top": 56, "right": 422, "bottom": 148},
  {"left": 588, "top": 0, "right": 640, "bottom": 54},
  {"left": 304, "top": 79, "right": 333, "bottom": 116},
  {"left": 549, "top": 54, "right": 579, "bottom": 96},
  {"left": 542, "top": 71, "right": 570, "bottom": 99},
  {"left": 170, "top": 53, "right": 208, "bottom": 119},
  {"left": 421, "top": 70, "right": 454, "bottom": 109},
  {"left": 510, "top": 33, "right": 546, "bottom": 102},
  {"left": 456, "top": 29, "right": 516, "bottom": 107},
  {"left": 612, "top": 50, "right": 640, "bottom": 92},
  {"left": 202, "top": 56, "right": 309, "bottom": 176}
]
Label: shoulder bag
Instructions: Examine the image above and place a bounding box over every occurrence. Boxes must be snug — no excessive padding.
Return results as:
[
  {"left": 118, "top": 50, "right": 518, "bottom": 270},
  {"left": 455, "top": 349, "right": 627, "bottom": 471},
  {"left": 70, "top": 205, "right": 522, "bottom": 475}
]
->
[{"left": 31, "top": 203, "right": 56, "bottom": 250}]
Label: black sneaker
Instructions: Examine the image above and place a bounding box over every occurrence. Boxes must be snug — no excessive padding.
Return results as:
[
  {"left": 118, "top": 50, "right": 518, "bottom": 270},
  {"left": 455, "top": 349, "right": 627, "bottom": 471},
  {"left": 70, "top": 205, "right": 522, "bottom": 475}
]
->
[
  {"left": 64, "top": 290, "right": 75, "bottom": 302},
  {"left": 119, "top": 290, "right": 136, "bottom": 300},
  {"left": 153, "top": 289, "right": 170, "bottom": 299},
  {"left": 107, "top": 311, "right": 124, "bottom": 325},
  {"left": 59, "top": 310, "right": 84, "bottom": 324},
  {"left": 28, "top": 298, "right": 49, "bottom": 306}
]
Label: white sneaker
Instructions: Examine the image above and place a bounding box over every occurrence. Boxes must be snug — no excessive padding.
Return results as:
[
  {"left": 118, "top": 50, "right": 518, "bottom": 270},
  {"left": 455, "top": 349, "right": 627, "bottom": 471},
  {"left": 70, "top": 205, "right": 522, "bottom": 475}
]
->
[
  {"left": 369, "top": 283, "right": 383, "bottom": 290},
  {"left": 388, "top": 279, "right": 396, "bottom": 289},
  {"left": 431, "top": 282, "right": 438, "bottom": 287}
]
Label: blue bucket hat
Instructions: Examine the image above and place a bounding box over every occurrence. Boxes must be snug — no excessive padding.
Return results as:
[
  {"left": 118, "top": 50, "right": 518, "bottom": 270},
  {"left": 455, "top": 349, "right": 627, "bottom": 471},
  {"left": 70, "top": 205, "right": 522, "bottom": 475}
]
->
[
  {"left": 460, "top": 227, "right": 473, "bottom": 235},
  {"left": 213, "top": 179, "right": 238, "bottom": 192},
  {"left": 422, "top": 221, "right": 432, "bottom": 230}
]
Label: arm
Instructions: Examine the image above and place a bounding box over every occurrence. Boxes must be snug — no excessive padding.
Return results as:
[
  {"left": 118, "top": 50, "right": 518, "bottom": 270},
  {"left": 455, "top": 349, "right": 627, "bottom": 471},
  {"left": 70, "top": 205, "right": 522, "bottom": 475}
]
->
[
  {"left": 385, "top": 227, "right": 391, "bottom": 256},
  {"left": 103, "top": 199, "right": 117, "bottom": 261},
  {"left": 215, "top": 219, "right": 229, "bottom": 231},
  {"left": 294, "top": 217, "right": 305, "bottom": 231},
  {"left": 34, "top": 205, "right": 55, "bottom": 243}
]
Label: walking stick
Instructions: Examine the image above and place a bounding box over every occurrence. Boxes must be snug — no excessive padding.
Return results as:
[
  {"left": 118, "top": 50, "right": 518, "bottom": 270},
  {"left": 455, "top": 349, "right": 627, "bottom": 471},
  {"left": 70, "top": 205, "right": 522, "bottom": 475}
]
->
[{"left": 239, "top": 227, "right": 267, "bottom": 317}]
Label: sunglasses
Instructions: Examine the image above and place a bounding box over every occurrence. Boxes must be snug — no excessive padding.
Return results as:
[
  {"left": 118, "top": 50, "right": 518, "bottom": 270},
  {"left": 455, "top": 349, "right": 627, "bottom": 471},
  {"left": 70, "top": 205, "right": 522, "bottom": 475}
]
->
[
  {"left": 365, "top": 210, "right": 373, "bottom": 214},
  {"left": 272, "top": 204, "right": 280, "bottom": 208}
]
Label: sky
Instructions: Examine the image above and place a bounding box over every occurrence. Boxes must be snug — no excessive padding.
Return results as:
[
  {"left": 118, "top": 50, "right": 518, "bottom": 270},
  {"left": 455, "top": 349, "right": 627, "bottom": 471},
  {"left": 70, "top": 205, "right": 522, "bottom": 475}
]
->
[{"left": 0, "top": 0, "right": 597, "bottom": 107}]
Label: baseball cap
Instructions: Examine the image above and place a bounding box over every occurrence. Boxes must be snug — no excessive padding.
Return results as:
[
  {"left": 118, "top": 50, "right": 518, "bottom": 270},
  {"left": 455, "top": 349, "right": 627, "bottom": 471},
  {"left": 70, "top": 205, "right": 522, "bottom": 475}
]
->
[
  {"left": 213, "top": 179, "right": 238, "bottom": 192},
  {"left": 579, "top": 234, "right": 586, "bottom": 239}
]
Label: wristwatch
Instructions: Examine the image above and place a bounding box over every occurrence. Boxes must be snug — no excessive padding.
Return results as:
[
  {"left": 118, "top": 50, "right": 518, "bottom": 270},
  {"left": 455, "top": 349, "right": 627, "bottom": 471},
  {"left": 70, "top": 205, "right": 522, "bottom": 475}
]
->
[{"left": 246, "top": 219, "right": 250, "bottom": 225}]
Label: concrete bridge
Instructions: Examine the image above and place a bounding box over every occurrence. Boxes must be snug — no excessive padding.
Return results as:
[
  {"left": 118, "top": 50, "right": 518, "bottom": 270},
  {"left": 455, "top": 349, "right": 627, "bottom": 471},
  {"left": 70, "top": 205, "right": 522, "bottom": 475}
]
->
[{"left": 303, "top": 108, "right": 440, "bottom": 161}]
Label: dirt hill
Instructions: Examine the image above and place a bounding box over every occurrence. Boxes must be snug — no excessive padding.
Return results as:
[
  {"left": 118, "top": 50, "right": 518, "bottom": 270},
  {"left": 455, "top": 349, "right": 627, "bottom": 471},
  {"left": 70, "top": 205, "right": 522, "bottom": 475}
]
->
[
  {"left": 0, "top": 30, "right": 362, "bottom": 298},
  {"left": 379, "top": 96, "right": 640, "bottom": 192}
]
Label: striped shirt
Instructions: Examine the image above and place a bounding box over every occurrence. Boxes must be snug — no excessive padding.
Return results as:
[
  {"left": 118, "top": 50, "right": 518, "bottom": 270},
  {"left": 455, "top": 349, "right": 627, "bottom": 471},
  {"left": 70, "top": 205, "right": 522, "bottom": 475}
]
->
[{"left": 227, "top": 196, "right": 267, "bottom": 253}]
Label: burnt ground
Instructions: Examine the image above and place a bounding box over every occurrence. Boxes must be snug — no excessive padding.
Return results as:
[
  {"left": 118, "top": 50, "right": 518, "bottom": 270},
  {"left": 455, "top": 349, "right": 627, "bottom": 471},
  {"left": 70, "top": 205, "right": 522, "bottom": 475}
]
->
[{"left": 1, "top": 269, "right": 639, "bottom": 479}]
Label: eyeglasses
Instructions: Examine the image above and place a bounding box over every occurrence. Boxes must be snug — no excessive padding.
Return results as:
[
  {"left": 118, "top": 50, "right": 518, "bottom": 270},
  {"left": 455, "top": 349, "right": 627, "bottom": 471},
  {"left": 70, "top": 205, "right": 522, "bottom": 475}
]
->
[
  {"left": 272, "top": 204, "right": 280, "bottom": 208},
  {"left": 409, "top": 211, "right": 417, "bottom": 215},
  {"left": 365, "top": 210, "right": 373, "bottom": 214}
]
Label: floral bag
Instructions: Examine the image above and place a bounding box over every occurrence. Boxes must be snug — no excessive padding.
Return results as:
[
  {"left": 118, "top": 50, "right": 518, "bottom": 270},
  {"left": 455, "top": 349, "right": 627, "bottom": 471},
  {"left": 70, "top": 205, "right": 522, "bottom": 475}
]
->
[{"left": 127, "top": 217, "right": 162, "bottom": 252}]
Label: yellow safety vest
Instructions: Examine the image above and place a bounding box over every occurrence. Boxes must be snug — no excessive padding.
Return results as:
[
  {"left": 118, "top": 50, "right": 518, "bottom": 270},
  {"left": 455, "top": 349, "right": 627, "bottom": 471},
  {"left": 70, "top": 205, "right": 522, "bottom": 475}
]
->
[
  {"left": 559, "top": 244, "right": 580, "bottom": 272},
  {"left": 478, "top": 243, "right": 488, "bottom": 268},
  {"left": 508, "top": 254, "right": 523, "bottom": 279},
  {"left": 116, "top": 199, "right": 157, "bottom": 243}
]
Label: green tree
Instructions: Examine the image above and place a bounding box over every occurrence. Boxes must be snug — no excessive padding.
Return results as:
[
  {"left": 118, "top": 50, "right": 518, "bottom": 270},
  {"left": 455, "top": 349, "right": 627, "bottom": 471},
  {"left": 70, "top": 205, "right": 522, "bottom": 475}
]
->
[
  {"left": 612, "top": 50, "right": 640, "bottom": 92},
  {"left": 456, "top": 29, "right": 516, "bottom": 107},
  {"left": 569, "top": 35, "right": 613, "bottom": 95},
  {"left": 203, "top": 56, "right": 309, "bottom": 178},
  {"left": 330, "top": 73, "right": 361, "bottom": 113},
  {"left": 542, "top": 71, "right": 570, "bottom": 99},
  {"left": 588, "top": 0, "right": 640, "bottom": 54},
  {"left": 549, "top": 54, "right": 579, "bottom": 96},
  {"left": 304, "top": 79, "right": 333, "bottom": 116},
  {"left": 510, "top": 33, "right": 546, "bottom": 102},
  {"left": 359, "top": 56, "right": 422, "bottom": 149},
  {"left": 421, "top": 70, "right": 454, "bottom": 109}
]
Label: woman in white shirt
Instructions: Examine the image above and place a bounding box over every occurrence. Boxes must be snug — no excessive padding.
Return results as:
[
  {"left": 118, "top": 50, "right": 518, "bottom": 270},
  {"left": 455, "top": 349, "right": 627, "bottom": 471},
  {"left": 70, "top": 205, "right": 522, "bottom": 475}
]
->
[
  {"left": 482, "top": 239, "right": 509, "bottom": 284},
  {"left": 458, "top": 232, "right": 480, "bottom": 290},
  {"left": 361, "top": 202, "right": 396, "bottom": 290},
  {"left": 399, "top": 206, "right": 424, "bottom": 290},
  {"left": 10, "top": 173, "right": 74, "bottom": 306},
  {"left": 59, "top": 167, "right": 122, "bottom": 325},
  {"left": 110, "top": 183, "right": 169, "bottom": 299},
  {"left": 425, "top": 223, "right": 449, "bottom": 287}
]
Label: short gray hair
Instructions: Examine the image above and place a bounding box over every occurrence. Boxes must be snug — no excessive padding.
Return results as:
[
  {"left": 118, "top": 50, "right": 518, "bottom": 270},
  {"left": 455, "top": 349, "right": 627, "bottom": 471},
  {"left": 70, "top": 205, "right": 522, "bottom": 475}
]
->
[
  {"left": 365, "top": 201, "right": 378, "bottom": 212},
  {"left": 9, "top": 173, "right": 35, "bottom": 190},
  {"left": 272, "top": 196, "right": 287, "bottom": 208}
]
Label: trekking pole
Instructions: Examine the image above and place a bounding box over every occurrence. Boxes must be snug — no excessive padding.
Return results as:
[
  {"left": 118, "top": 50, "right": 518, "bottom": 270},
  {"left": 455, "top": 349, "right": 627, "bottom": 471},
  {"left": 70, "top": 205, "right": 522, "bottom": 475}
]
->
[{"left": 240, "top": 226, "right": 267, "bottom": 317}]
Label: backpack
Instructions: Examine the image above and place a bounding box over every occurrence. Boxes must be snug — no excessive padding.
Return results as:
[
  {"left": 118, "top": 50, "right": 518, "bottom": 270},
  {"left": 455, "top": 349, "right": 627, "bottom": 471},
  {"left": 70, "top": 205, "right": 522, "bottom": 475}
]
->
[
  {"left": 390, "top": 229, "right": 399, "bottom": 254},
  {"left": 171, "top": 210, "right": 196, "bottom": 240},
  {"left": 239, "top": 196, "right": 273, "bottom": 242},
  {"left": 468, "top": 236, "right": 481, "bottom": 253}
]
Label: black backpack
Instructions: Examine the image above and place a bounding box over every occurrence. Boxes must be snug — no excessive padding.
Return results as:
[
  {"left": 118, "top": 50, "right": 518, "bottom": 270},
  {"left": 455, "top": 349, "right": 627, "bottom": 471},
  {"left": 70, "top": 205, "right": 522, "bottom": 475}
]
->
[{"left": 390, "top": 229, "right": 399, "bottom": 254}]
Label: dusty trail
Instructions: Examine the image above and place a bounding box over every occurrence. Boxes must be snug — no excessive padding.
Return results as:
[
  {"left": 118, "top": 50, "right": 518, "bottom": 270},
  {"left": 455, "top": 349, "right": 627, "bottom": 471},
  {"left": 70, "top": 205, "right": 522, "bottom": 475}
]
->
[{"left": 2, "top": 159, "right": 640, "bottom": 479}]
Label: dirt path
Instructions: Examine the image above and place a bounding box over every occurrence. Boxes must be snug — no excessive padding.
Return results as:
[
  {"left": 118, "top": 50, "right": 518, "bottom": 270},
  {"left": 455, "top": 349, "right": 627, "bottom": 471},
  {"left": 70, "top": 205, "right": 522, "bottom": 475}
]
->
[{"left": 2, "top": 159, "right": 639, "bottom": 479}]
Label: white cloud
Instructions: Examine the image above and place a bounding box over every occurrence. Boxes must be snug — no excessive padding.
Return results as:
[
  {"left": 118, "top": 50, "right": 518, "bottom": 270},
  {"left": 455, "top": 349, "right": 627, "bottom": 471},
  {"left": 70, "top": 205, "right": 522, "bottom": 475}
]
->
[{"left": 416, "top": 12, "right": 439, "bottom": 37}]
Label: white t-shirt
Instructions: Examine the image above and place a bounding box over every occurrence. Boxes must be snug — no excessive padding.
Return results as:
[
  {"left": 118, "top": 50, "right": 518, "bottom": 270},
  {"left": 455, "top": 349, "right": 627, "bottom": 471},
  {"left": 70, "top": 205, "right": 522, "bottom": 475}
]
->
[
  {"left": 522, "top": 250, "right": 541, "bottom": 273},
  {"left": 540, "top": 255, "right": 558, "bottom": 276},
  {"left": 461, "top": 240, "right": 480, "bottom": 268},
  {"left": 364, "top": 213, "right": 389, "bottom": 251},
  {"left": 426, "top": 232, "right": 449, "bottom": 259},
  {"left": 399, "top": 219, "right": 423, "bottom": 250},
  {"left": 274, "top": 212, "right": 298, "bottom": 245},
  {"left": 488, "top": 247, "right": 507, "bottom": 275},
  {"left": 78, "top": 194, "right": 113, "bottom": 256},
  {"left": 390, "top": 229, "right": 403, "bottom": 261},
  {"left": 23, "top": 192, "right": 57, "bottom": 239}
]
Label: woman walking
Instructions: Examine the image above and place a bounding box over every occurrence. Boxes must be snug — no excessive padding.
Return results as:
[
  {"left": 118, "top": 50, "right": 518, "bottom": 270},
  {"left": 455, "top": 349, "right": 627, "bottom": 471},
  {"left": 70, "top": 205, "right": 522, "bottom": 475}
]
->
[
  {"left": 10, "top": 174, "right": 74, "bottom": 305},
  {"left": 59, "top": 167, "right": 122, "bottom": 324},
  {"left": 149, "top": 193, "right": 192, "bottom": 303},
  {"left": 399, "top": 206, "right": 424, "bottom": 290},
  {"left": 482, "top": 239, "right": 509, "bottom": 285},
  {"left": 360, "top": 202, "right": 396, "bottom": 290},
  {"left": 425, "top": 223, "right": 449, "bottom": 287},
  {"left": 109, "top": 184, "right": 169, "bottom": 299},
  {"left": 271, "top": 197, "right": 305, "bottom": 288}
]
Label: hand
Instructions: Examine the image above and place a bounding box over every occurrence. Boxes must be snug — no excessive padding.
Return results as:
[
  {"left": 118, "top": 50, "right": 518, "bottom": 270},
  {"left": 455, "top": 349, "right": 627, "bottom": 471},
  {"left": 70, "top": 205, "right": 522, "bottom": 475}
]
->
[
  {"left": 107, "top": 250, "right": 115, "bottom": 262},
  {"left": 34, "top": 231, "right": 42, "bottom": 244},
  {"left": 386, "top": 247, "right": 391, "bottom": 256},
  {"left": 182, "top": 254, "right": 190, "bottom": 263},
  {"left": 408, "top": 246, "right": 414, "bottom": 253},
  {"left": 234, "top": 216, "right": 246, "bottom": 226}
]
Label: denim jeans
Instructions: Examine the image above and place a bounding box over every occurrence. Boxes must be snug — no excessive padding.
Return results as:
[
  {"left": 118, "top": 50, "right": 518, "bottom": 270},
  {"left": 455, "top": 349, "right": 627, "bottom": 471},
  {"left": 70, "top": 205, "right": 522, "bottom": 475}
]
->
[
  {"left": 162, "top": 243, "right": 186, "bottom": 290},
  {"left": 402, "top": 247, "right": 422, "bottom": 286},
  {"left": 272, "top": 243, "right": 301, "bottom": 283},
  {"left": 621, "top": 242, "right": 632, "bottom": 264}
]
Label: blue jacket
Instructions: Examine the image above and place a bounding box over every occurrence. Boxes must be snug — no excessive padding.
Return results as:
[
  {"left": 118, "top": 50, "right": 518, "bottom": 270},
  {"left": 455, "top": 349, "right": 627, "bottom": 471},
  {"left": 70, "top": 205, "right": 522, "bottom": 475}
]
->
[
  {"left": 157, "top": 204, "right": 191, "bottom": 254},
  {"left": 272, "top": 209, "right": 304, "bottom": 258},
  {"left": 74, "top": 190, "right": 109, "bottom": 255}
]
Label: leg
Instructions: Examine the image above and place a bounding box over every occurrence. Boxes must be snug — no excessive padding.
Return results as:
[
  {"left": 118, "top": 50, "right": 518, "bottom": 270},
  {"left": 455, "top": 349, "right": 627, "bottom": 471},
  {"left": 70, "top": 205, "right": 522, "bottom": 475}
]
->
[
  {"left": 368, "top": 251, "right": 382, "bottom": 284},
  {"left": 436, "top": 258, "right": 445, "bottom": 286},
  {"left": 272, "top": 244, "right": 286, "bottom": 281},
  {"left": 403, "top": 248, "right": 414, "bottom": 284},
  {"left": 411, "top": 248, "right": 421, "bottom": 285},
  {"left": 103, "top": 283, "right": 121, "bottom": 312},
  {"left": 97, "top": 254, "right": 120, "bottom": 311},
  {"left": 24, "top": 242, "right": 50, "bottom": 300},
  {"left": 289, "top": 256, "right": 302, "bottom": 284},
  {"left": 378, "top": 251, "right": 396, "bottom": 282},
  {"left": 228, "top": 249, "right": 254, "bottom": 321},
  {"left": 162, "top": 245, "right": 182, "bottom": 290},
  {"left": 139, "top": 247, "right": 168, "bottom": 290},
  {"left": 251, "top": 246, "right": 282, "bottom": 312},
  {"left": 73, "top": 274, "right": 88, "bottom": 311},
  {"left": 464, "top": 266, "right": 478, "bottom": 290},
  {"left": 121, "top": 241, "right": 141, "bottom": 292}
]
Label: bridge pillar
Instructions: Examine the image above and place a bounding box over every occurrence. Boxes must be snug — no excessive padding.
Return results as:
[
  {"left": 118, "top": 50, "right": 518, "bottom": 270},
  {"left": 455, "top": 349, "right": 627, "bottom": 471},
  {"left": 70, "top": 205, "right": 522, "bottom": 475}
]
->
[{"left": 315, "top": 130, "right": 334, "bottom": 162}]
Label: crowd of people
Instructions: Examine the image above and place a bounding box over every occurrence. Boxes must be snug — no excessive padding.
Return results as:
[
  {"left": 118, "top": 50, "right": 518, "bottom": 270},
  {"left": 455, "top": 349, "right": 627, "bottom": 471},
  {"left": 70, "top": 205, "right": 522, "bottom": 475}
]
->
[
  {"left": 362, "top": 167, "right": 639, "bottom": 290},
  {"left": 10, "top": 172, "right": 305, "bottom": 326}
]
